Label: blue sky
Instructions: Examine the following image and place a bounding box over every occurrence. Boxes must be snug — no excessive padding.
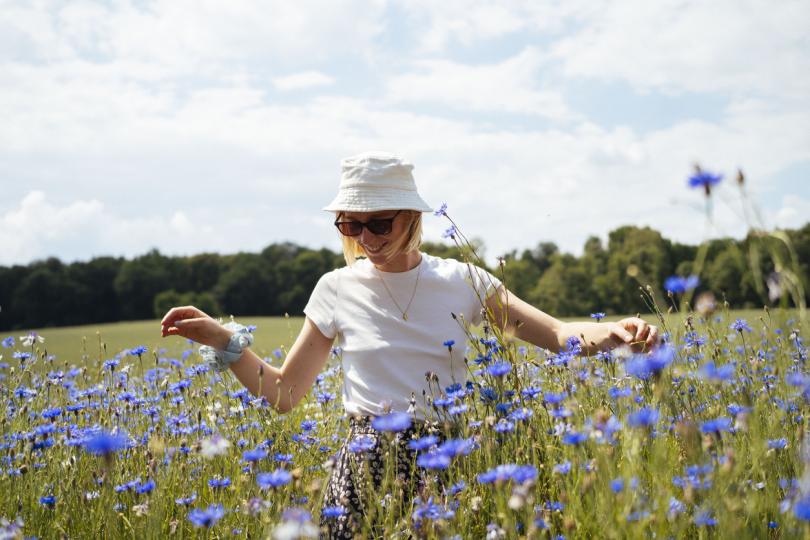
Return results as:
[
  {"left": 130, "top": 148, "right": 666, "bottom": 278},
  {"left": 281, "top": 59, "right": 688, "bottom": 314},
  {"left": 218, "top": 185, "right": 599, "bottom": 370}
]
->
[{"left": 1, "top": 0, "right": 809, "bottom": 266}]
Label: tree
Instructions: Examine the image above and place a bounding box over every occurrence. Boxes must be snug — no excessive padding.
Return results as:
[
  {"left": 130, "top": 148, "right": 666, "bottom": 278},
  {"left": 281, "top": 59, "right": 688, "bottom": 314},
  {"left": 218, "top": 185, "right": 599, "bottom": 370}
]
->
[
  {"left": 215, "top": 253, "right": 276, "bottom": 316},
  {"left": 114, "top": 249, "right": 180, "bottom": 321}
]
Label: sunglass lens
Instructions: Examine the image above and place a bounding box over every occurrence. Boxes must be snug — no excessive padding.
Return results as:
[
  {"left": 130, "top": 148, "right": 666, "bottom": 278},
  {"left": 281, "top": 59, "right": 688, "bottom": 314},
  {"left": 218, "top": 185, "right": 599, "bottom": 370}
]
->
[
  {"left": 337, "top": 222, "right": 363, "bottom": 236},
  {"left": 366, "top": 220, "right": 392, "bottom": 235}
]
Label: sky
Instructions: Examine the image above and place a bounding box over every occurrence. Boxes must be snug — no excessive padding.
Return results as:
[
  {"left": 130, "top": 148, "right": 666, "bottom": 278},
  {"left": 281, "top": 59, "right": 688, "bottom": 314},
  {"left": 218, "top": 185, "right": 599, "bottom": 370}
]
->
[{"left": 1, "top": 0, "right": 809, "bottom": 266}]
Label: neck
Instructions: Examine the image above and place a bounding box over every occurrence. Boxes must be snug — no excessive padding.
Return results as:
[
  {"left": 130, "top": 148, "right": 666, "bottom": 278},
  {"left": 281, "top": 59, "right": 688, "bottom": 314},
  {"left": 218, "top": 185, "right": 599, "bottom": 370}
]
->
[{"left": 374, "top": 250, "right": 422, "bottom": 273}]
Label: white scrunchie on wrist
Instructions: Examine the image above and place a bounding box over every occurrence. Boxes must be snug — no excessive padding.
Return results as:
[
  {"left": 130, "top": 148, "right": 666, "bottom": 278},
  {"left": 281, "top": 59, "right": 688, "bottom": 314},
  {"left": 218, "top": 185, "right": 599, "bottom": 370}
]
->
[{"left": 200, "top": 321, "right": 254, "bottom": 372}]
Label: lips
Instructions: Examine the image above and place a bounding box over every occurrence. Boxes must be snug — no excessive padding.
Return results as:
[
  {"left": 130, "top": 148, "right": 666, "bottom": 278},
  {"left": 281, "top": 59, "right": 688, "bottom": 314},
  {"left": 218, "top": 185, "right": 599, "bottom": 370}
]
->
[{"left": 362, "top": 243, "right": 386, "bottom": 255}]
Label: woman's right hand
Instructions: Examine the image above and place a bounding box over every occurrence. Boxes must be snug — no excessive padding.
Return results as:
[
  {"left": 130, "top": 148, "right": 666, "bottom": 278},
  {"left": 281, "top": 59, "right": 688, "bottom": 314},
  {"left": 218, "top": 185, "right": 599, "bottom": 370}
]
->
[{"left": 160, "top": 306, "right": 232, "bottom": 349}]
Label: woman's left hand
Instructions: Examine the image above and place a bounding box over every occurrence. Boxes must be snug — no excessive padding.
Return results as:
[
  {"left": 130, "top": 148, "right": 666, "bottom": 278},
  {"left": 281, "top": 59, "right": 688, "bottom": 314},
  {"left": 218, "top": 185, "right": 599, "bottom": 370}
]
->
[{"left": 610, "top": 317, "right": 660, "bottom": 352}]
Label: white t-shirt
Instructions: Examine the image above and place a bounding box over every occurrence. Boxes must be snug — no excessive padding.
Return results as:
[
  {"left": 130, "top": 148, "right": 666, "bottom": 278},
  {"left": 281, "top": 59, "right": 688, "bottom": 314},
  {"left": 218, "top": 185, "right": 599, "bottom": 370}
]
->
[{"left": 303, "top": 252, "right": 503, "bottom": 420}]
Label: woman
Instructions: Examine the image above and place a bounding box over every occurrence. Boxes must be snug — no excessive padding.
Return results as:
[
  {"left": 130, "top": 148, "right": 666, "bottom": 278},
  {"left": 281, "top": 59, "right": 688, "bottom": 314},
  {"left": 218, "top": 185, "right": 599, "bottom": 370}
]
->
[{"left": 160, "top": 152, "right": 659, "bottom": 537}]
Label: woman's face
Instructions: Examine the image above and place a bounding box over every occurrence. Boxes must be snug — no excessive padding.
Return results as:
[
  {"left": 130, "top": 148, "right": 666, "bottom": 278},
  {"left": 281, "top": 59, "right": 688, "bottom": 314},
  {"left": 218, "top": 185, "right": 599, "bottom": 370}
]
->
[{"left": 339, "top": 210, "right": 412, "bottom": 265}]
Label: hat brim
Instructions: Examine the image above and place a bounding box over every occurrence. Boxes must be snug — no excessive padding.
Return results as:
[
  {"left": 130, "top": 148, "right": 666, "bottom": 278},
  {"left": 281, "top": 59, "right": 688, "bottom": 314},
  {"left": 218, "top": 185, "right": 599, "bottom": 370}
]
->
[{"left": 322, "top": 190, "right": 432, "bottom": 213}]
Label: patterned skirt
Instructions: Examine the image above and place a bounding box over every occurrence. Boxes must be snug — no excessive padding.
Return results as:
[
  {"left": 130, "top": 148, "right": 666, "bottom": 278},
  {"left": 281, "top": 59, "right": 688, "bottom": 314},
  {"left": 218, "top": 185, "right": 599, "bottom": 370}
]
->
[{"left": 320, "top": 416, "right": 435, "bottom": 539}]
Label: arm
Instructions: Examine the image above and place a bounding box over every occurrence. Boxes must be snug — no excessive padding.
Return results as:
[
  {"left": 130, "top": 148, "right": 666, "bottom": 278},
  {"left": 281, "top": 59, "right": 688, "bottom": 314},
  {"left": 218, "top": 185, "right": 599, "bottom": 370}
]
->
[
  {"left": 485, "top": 288, "right": 658, "bottom": 353},
  {"left": 228, "top": 318, "right": 333, "bottom": 413},
  {"left": 161, "top": 306, "right": 333, "bottom": 413}
]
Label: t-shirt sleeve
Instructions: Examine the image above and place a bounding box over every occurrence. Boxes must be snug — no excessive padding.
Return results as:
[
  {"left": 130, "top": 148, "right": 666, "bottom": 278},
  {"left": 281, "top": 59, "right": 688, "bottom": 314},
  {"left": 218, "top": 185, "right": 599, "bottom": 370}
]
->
[
  {"left": 303, "top": 271, "right": 338, "bottom": 339},
  {"left": 464, "top": 263, "right": 504, "bottom": 326}
]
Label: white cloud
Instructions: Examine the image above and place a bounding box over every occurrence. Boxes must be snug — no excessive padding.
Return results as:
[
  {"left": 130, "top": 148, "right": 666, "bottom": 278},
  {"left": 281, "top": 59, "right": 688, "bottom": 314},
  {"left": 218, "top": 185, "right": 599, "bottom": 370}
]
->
[
  {"left": 549, "top": 0, "right": 810, "bottom": 99},
  {"left": 386, "top": 47, "right": 573, "bottom": 120},
  {"left": 273, "top": 71, "right": 335, "bottom": 91},
  {"left": 772, "top": 195, "right": 810, "bottom": 230}
]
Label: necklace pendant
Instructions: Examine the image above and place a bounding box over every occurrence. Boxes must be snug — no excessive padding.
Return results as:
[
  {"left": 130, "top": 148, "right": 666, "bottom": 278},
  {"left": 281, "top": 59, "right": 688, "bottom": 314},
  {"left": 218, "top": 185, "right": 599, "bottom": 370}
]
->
[{"left": 402, "top": 313, "right": 408, "bottom": 321}]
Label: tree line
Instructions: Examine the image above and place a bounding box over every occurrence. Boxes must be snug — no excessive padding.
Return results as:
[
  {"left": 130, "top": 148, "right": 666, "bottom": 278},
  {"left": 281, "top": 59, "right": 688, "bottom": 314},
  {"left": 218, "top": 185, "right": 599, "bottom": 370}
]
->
[{"left": 1, "top": 223, "right": 808, "bottom": 331}]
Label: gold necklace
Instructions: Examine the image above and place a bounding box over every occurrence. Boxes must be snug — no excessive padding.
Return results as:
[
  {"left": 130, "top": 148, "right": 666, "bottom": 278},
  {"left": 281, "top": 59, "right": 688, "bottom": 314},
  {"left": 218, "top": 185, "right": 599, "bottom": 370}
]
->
[{"left": 376, "top": 259, "right": 422, "bottom": 321}]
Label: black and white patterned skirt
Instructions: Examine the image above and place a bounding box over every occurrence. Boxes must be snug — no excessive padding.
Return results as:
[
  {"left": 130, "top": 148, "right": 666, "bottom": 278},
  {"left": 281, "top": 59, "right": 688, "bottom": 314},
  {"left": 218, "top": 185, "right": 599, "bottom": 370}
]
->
[{"left": 320, "top": 416, "right": 435, "bottom": 539}]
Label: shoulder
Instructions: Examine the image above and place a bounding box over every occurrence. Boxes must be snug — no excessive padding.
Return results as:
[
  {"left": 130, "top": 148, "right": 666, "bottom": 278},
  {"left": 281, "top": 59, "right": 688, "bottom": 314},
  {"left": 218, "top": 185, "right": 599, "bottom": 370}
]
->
[
  {"left": 317, "top": 260, "right": 369, "bottom": 286},
  {"left": 422, "top": 253, "right": 473, "bottom": 280}
]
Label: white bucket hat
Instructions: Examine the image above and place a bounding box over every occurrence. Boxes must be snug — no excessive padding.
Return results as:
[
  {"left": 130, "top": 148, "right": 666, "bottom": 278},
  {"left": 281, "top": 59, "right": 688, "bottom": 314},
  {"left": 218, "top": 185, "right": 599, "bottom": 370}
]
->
[{"left": 323, "top": 151, "right": 433, "bottom": 213}]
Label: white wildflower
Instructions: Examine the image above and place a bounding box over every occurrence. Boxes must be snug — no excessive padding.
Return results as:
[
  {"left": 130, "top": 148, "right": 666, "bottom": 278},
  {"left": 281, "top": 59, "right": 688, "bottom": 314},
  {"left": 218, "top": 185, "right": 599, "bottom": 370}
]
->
[{"left": 200, "top": 434, "right": 231, "bottom": 459}]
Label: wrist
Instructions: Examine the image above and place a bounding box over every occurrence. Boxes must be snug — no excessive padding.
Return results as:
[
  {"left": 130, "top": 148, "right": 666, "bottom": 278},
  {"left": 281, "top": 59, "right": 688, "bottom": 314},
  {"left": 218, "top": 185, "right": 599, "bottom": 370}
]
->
[{"left": 215, "top": 328, "right": 235, "bottom": 351}]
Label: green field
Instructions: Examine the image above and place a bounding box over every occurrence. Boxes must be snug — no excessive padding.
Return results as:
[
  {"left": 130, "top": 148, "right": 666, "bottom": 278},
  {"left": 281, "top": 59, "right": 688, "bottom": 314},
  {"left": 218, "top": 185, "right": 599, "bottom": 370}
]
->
[
  {"left": 12, "top": 308, "right": 802, "bottom": 370},
  {"left": 12, "top": 317, "right": 306, "bottom": 368}
]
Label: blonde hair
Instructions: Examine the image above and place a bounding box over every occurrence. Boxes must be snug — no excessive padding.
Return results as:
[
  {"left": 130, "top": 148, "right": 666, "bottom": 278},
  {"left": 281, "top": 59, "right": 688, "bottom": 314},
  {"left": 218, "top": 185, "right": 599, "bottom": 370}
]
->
[{"left": 338, "top": 211, "right": 423, "bottom": 266}]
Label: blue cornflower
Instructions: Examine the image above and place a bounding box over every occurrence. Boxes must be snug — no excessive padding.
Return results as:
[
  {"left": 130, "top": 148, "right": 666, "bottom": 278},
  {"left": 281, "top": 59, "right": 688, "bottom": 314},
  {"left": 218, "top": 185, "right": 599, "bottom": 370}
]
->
[
  {"left": 562, "top": 432, "right": 588, "bottom": 445},
  {"left": 442, "top": 225, "right": 457, "bottom": 239},
  {"left": 40, "top": 495, "right": 56, "bottom": 507},
  {"left": 274, "top": 452, "right": 294, "bottom": 463},
  {"left": 408, "top": 435, "right": 438, "bottom": 451},
  {"left": 448, "top": 404, "right": 468, "bottom": 415},
  {"left": 509, "top": 408, "right": 532, "bottom": 422},
  {"left": 543, "top": 392, "right": 567, "bottom": 405},
  {"left": 590, "top": 312, "right": 606, "bottom": 321},
  {"left": 175, "top": 493, "right": 197, "bottom": 506},
  {"left": 664, "top": 275, "right": 699, "bottom": 294},
  {"left": 668, "top": 497, "right": 686, "bottom": 517},
  {"left": 188, "top": 504, "right": 225, "bottom": 528},
  {"left": 443, "top": 339, "right": 455, "bottom": 350},
  {"left": 610, "top": 478, "right": 625, "bottom": 493},
  {"left": 322, "top": 506, "right": 346, "bottom": 518},
  {"left": 416, "top": 452, "right": 451, "bottom": 470},
  {"left": 700, "top": 417, "right": 732, "bottom": 434},
  {"left": 83, "top": 431, "right": 129, "bottom": 456},
  {"left": 699, "top": 362, "right": 735, "bottom": 382},
  {"left": 128, "top": 346, "right": 148, "bottom": 357},
  {"left": 553, "top": 461, "right": 571, "bottom": 475},
  {"left": 35, "top": 423, "right": 56, "bottom": 437},
  {"left": 608, "top": 386, "right": 633, "bottom": 400},
  {"left": 521, "top": 386, "right": 542, "bottom": 400},
  {"left": 242, "top": 448, "right": 267, "bottom": 462},
  {"left": 347, "top": 435, "right": 376, "bottom": 453},
  {"left": 688, "top": 170, "right": 723, "bottom": 191},
  {"left": 624, "top": 345, "right": 674, "bottom": 380},
  {"left": 433, "top": 202, "right": 448, "bottom": 217},
  {"left": 103, "top": 358, "right": 120, "bottom": 371},
  {"left": 727, "top": 404, "right": 752, "bottom": 417},
  {"left": 494, "top": 420, "right": 514, "bottom": 433},
  {"left": 371, "top": 411, "right": 412, "bottom": 432},
  {"left": 486, "top": 361, "right": 512, "bottom": 377},
  {"left": 300, "top": 419, "right": 317, "bottom": 432},
  {"left": 438, "top": 438, "right": 474, "bottom": 457},
  {"left": 257, "top": 469, "right": 292, "bottom": 489},
  {"left": 767, "top": 438, "right": 787, "bottom": 449},
  {"left": 135, "top": 479, "right": 155, "bottom": 494},
  {"left": 477, "top": 464, "right": 537, "bottom": 485},
  {"left": 412, "top": 497, "right": 455, "bottom": 522},
  {"left": 693, "top": 510, "right": 717, "bottom": 527},
  {"left": 730, "top": 319, "right": 752, "bottom": 333},
  {"left": 41, "top": 407, "right": 62, "bottom": 419},
  {"left": 207, "top": 477, "right": 231, "bottom": 489},
  {"left": 794, "top": 495, "right": 810, "bottom": 521},
  {"left": 628, "top": 407, "right": 659, "bottom": 428},
  {"left": 1, "top": 336, "right": 14, "bottom": 348}
]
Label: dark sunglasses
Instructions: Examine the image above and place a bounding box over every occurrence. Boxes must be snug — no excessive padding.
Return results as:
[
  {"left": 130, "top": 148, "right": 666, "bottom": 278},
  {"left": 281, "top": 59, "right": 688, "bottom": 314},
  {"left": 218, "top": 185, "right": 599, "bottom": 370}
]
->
[{"left": 334, "top": 210, "right": 402, "bottom": 237}]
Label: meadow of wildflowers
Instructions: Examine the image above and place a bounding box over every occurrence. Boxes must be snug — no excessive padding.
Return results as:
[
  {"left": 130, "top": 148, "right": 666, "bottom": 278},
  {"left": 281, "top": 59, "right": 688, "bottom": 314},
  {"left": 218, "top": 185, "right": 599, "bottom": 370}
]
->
[{"left": 1, "top": 303, "right": 808, "bottom": 538}]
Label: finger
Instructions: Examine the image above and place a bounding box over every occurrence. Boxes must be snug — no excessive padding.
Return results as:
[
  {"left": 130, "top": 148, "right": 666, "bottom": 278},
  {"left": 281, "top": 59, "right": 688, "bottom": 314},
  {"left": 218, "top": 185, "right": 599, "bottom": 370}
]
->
[
  {"left": 645, "top": 326, "right": 660, "bottom": 347},
  {"left": 161, "top": 307, "right": 199, "bottom": 326},
  {"left": 163, "top": 326, "right": 184, "bottom": 337},
  {"left": 634, "top": 323, "right": 649, "bottom": 342},
  {"left": 612, "top": 324, "right": 634, "bottom": 344}
]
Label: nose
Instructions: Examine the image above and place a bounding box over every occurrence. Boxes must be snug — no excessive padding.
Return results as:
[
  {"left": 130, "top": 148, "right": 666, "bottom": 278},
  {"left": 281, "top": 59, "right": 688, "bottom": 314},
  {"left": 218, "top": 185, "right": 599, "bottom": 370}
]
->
[{"left": 359, "top": 226, "right": 377, "bottom": 244}]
